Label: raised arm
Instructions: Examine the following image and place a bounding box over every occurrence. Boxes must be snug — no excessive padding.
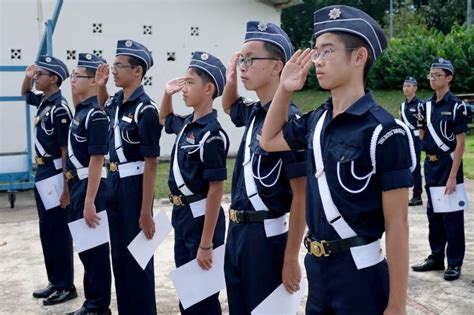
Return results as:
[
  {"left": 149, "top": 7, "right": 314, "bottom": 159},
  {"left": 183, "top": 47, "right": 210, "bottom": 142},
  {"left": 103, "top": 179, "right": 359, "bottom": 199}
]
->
[
  {"left": 159, "top": 77, "right": 185, "bottom": 126},
  {"left": 221, "top": 52, "right": 241, "bottom": 114},
  {"left": 95, "top": 64, "right": 110, "bottom": 110},
  {"left": 21, "top": 64, "right": 37, "bottom": 97},
  {"left": 260, "top": 48, "right": 313, "bottom": 152}
]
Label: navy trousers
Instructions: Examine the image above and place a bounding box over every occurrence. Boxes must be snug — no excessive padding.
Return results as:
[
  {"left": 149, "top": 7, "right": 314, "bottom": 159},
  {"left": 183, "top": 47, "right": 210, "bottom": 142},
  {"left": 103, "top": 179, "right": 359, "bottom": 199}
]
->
[
  {"left": 107, "top": 172, "right": 157, "bottom": 315},
  {"left": 34, "top": 163, "right": 74, "bottom": 291},
  {"left": 224, "top": 222, "right": 287, "bottom": 314},
  {"left": 69, "top": 178, "right": 111, "bottom": 312},
  {"left": 305, "top": 252, "right": 389, "bottom": 314},
  {"left": 172, "top": 204, "right": 225, "bottom": 314}
]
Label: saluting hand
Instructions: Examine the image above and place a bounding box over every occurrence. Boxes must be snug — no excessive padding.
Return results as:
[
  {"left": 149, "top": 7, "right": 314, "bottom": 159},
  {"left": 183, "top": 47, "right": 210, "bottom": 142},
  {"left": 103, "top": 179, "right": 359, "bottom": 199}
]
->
[
  {"left": 196, "top": 247, "right": 213, "bottom": 271},
  {"left": 139, "top": 212, "right": 155, "bottom": 240},
  {"left": 83, "top": 201, "right": 101, "bottom": 228},
  {"left": 280, "top": 48, "right": 313, "bottom": 93},
  {"left": 25, "top": 64, "right": 38, "bottom": 79},
  {"left": 165, "top": 77, "right": 185, "bottom": 96},
  {"left": 226, "top": 52, "right": 240, "bottom": 86},
  {"left": 95, "top": 64, "right": 110, "bottom": 87}
]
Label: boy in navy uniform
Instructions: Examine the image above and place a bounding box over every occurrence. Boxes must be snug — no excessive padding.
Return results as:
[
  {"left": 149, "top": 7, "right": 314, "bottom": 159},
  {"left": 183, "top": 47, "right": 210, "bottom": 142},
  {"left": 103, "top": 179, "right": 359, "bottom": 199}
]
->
[
  {"left": 412, "top": 58, "right": 468, "bottom": 281},
  {"left": 65, "top": 53, "right": 112, "bottom": 315},
  {"left": 159, "top": 51, "right": 229, "bottom": 314},
  {"left": 21, "top": 56, "right": 77, "bottom": 306},
  {"left": 222, "top": 22, "right": 307, "bottom": 314},
  {"left": 261, "top": 6, "right": 414, "bottom": 314},
  {"left": 96, "top": 40, "right": 161, "bottom": 314},
  {"left": 400, "top": 76, "right": 424, "bottom": 206}
]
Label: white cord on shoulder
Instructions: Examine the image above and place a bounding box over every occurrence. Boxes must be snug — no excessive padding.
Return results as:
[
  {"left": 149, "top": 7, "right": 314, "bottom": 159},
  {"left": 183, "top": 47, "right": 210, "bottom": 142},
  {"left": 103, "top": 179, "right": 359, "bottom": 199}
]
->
[
  {"left": 395, "top": 119, "right": 417, "bottom": 172},
  {"left": 251, "top": 154, "right": 283, "bottom": 188}
]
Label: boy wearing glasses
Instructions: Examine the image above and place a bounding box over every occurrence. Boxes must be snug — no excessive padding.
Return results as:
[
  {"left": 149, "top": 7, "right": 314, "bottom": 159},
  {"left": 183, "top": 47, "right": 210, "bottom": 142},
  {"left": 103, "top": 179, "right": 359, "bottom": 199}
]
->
[
  {"left": 261, "top": 6, "right": 413, "bottom": 314},
  {"left": 411, "top": 58, "right": 467, "bottom": 281},
  {"left": 65, "top": 53, "right": 112, "bottom": 315},
  {"left": 159, "top": 51, "right": 228, "bottom": 314},
  {"left": 221, "top": 21, "right": 306, "bottom": 314},
  {"left": 95, "top": 40, "right": 162, "bottom": 314},
  {"left": 21, "top": 56, "right": 76, "bottom": 306},
  {"left": 400, "top": 76, "right": 424, "bottom": 206}
]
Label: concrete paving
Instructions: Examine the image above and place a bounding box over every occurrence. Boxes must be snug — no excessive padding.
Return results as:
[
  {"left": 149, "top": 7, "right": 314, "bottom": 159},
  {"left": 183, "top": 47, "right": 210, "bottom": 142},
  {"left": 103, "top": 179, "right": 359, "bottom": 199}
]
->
[{"left": 0, "top": 182, "right": 473, "bottom": 315}]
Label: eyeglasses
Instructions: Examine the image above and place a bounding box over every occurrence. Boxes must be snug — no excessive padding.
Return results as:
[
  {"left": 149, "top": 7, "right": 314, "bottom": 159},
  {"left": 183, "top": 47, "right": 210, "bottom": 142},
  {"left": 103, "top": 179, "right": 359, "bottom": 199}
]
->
[
  {"left": 33, "top": 71, "right": 52, "bottom": 79},
  {"left": 111, "top": 63, "right": 136, "bottom": 71},
  {"left": 71, "top": 74, "right": 93, "bottom": 81},
  {"left": 237, "top": 56, "right": 278, "bottom": 67},
  {"left": 311, "top": 48, "right": 355, "bottom": 62},
  {"left": 426, "top": 73, "right": 447, "bottom": 80}
]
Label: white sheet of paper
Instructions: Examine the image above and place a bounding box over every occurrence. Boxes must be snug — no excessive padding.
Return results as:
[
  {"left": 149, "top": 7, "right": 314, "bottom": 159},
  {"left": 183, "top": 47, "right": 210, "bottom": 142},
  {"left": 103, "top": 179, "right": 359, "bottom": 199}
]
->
[
  {"left": 429, "top": 184, "right": 468, "bottom": 213},
  {"left": 169, "top": 245, "right": 226, "bottom": 310},
  {"left": 35, "top": 173, "right": 64, "bottom": 210},
  {"left": 68, "top": 210, "right": 110, "bottom": 253},
  {"left": 127, "top": 210, "right": 173, "bottom": 270},
  {"left": 251, "top": 279, "right": 307, "bottom": 315}
]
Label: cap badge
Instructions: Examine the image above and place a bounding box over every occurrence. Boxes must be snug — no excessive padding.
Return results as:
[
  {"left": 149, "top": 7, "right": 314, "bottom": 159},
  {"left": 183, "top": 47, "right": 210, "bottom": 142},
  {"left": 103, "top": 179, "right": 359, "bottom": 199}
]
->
[
  {"left": 257, "top": 22, "right": 268, "bottom": 32},
  {"left": 329, "top": 8, "right": 342, "bottom": 20}
]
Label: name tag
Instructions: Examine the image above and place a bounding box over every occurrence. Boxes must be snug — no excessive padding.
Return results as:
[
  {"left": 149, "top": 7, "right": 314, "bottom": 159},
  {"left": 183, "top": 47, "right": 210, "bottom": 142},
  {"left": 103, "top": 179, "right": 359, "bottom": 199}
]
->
[
  {"left": 122, "top": 116, "right": 132, "bottom": 123},
  {"left": 441, "top": 111, "right": 452, "bottom": 116},
  {"left": 409, "top": 108, "right": 416, "bottom": 112},
  {"left": 73, "top": 118, "right": 80, "bottom": 126}
]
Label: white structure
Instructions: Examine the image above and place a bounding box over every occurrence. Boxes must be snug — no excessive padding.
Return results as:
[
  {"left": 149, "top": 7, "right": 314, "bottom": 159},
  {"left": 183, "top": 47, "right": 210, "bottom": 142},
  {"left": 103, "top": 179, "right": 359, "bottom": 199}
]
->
[{"left": 0, "top": 0, "right": 300, "bottom": 160}]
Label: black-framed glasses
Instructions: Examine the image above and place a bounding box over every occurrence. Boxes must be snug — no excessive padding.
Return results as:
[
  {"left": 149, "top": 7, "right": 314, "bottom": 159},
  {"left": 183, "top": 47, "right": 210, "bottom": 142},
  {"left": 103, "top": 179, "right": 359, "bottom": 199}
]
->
[
  {"left": 111, "top": 63, "right": 136, "bottom": 71},
  {"left": 237, "top": 56, "right": 278, "bottom": 67},
  {"left": 426, "top": 73, "right": 447, "bottom": 80},
  {"left": 71, "top": 74, "right": 93, "bottom": 81},
  {"left": 311, "top": 48, "right": 356, "bottom": 62}
]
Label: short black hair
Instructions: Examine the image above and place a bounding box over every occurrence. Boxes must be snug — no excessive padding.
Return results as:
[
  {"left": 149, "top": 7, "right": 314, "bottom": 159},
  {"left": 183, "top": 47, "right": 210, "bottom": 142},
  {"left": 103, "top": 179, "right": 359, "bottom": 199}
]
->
[
  {"left": 334, "top": 32, "right": 374, "bottom": 83},
  {"left": 441, "top": 68, "right": 454, "bottom": 85},
  {"left": 128, "top": 56, "right": 147, "bottom": 79},
  {"left": 46, "top": 70, "right": 62, "bottom": 87},
  {"left": 189, "top": 67, "right": 217, "bottom": 99},
  {"left": 262, "top": 42, "right": 285, "bottom": 63},
  {"left": 84, "top": 67, "right": 97, "bottom": 78}
]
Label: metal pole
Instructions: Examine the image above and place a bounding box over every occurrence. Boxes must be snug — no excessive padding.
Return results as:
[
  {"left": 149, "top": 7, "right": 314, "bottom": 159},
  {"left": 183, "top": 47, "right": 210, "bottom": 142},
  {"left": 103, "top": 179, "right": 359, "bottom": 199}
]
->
[
  {"left": 46, "top": 20, "right": 53, "bottom": 55},
  {"left": 390, "top": 0, "right": 394, "bottom": 38}
]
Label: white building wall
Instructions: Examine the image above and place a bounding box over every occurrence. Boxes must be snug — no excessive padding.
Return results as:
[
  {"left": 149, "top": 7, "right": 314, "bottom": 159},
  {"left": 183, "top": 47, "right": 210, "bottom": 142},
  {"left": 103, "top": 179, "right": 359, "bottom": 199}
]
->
[{"left": 0, "top": 0, "right": 283, "bottom": 159}]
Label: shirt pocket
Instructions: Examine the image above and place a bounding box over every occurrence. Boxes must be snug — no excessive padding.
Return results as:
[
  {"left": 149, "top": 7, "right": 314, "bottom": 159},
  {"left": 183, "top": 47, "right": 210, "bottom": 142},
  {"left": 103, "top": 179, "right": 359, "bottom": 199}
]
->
[
  {"left": 438, "top": 113, "right": 455, "bottom": 141},
  {"left": 119, "top": 120, "right": 140, "bottom": 144},
  {"left": 329, "top": 143, "right": 374, "bottom": 194}
]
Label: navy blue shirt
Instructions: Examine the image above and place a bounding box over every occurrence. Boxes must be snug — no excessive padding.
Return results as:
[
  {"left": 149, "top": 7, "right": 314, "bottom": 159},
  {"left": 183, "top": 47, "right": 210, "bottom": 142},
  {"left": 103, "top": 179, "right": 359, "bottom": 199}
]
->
[
  {"left": 283, "top": 92, "right": 413, "bottom": 240},
  {"left": 418, "top": 91, "right": 468, "bottom": 154},
  {"left": 27, "top": 89, "right": 72, "bottom": 159},
  {"left": 105, "top": 85, "right": 162, "bottom": 162},
  {"left": 165, "top": 110, "right": 229, "bottom": 196},
  {"left": 67, "top": 96, "right": 109, "bottom": 170},
  {"left": 400, "top": 95, "right": 422, "bottom": 130},
  {"left": 230, "top": 97, "right": 306, "bottom": 214}
]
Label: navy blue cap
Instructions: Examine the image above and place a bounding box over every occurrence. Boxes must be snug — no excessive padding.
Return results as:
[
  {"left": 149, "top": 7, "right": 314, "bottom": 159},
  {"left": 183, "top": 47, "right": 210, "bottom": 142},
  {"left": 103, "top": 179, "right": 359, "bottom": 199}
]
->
[
  {"left": 313, "top": 5, "right": 387, "bottom": 59},
  {"left": 404, "top": 76, "right": 417, "bottom": 85},
  {"left": 189, "top": 51, "right": 226, "bottom": 97},
  {"left": 77, "top": 53, "right": 107, "bottom": 70},
  {"left": 36, "top": 55, "right": 69, "bottom": 80},
  {"left": 431, "top": 57, "right": 454, "bottom": 75},
  {"left": 115, "top": 40, "right": 153, "bottom": 71},
  {"left": 244, "top": 21, "right": 294, "bottom": 63}
]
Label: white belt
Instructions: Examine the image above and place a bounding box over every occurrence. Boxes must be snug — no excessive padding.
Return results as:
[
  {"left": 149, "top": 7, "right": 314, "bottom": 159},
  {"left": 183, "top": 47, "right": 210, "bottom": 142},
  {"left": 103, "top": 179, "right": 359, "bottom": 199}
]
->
[
  {"left": 76, "top": 166, "right": 107, "bottom": 180},
  {"left": 118, "top": 161, "right": 145, "bottom": 178}
]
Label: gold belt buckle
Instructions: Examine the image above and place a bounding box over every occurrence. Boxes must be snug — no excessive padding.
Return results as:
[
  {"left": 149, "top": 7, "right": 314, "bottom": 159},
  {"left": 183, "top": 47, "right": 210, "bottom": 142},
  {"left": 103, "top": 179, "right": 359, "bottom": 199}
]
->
[
  {"left": 65, "top": 171, "right": 74, "bottom": 181},
  {"left": 229, "top": 209, "right": 238, "bottom": 223},
  {"left": 109, "top": 162, "right": 118, "bottom": 172},
  {"left": 310, "top": 240, "right": 329, "bottom": 257},
  {"left": 169, "top": 194, "right": 183, "bottom": 206},
  {"left": 427, "top": 154, "right": 438, "bottom": 162},
  {"left": 35, "top": 156, "right": 45, "bottom": 165}
]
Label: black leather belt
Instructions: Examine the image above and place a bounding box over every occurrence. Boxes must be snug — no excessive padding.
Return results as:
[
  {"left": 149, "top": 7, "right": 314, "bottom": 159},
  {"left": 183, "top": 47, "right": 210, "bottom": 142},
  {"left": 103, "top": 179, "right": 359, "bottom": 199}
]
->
[
  {"left": 304, "top": 233, "right": 376, "bottom": 257},
  {"left": 426, "top": 151, "right": 452, "bottom": 162},
  {"left": 228, "top": 209, "right": 282, "bottom": 224},
  {"left": 169, "top": 193, "right": 206, "bottom": 206}
]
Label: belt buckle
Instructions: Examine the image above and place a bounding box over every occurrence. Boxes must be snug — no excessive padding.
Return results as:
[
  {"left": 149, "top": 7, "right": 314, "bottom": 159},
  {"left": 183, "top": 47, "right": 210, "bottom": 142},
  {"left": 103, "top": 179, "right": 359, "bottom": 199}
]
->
[
  {"left": 65, "top": 171, "right": 74, "bottom": 181},
  {"left": 109, "top": 162, "right": 118, "bottom": 172},
  {"left": 427, "top": 154, "right": 438, "bottom": 162},
  {"left": 310, "top": 240, "right": 329, "bottom": 257},
  {"left": 169, "top": 194, "right": 183, "bottom": 206},
  {"left": 229, "top": 209, "right": 240, "bottom": 223},
  {"left": 35, "top": 156, "right": 45, "bottom": 165}
]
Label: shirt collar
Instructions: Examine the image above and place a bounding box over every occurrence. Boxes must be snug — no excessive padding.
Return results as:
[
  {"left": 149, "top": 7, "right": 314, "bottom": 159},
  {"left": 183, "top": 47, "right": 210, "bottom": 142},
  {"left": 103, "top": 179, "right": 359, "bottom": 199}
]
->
[
  {"left": 117, "top": 85, "right": 145, "bottom": 104},
  {"left": 77, "top": 95, "right": 98, "bottom": 110},
  {"left": 324, "top": 90, "right": 375, "bottom": 116},
  {"left": 430, "top": 90, "right": 452, "bottom": 104},
  {"left": 185, "top": 109, "right": 218, "bottom": 125},
  {"left": 45, "top": 89, "right": 62, "bottom": 102}
]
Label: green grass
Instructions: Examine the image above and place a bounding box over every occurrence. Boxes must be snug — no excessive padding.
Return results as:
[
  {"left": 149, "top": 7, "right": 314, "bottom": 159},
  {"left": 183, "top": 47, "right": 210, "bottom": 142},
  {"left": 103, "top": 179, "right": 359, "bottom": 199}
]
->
[
  {"left": 155, "top": 158, "right": 235, "bottom": 200},
  {"left": 464, "top": 133, "right": 474, "bottom": 179}
]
